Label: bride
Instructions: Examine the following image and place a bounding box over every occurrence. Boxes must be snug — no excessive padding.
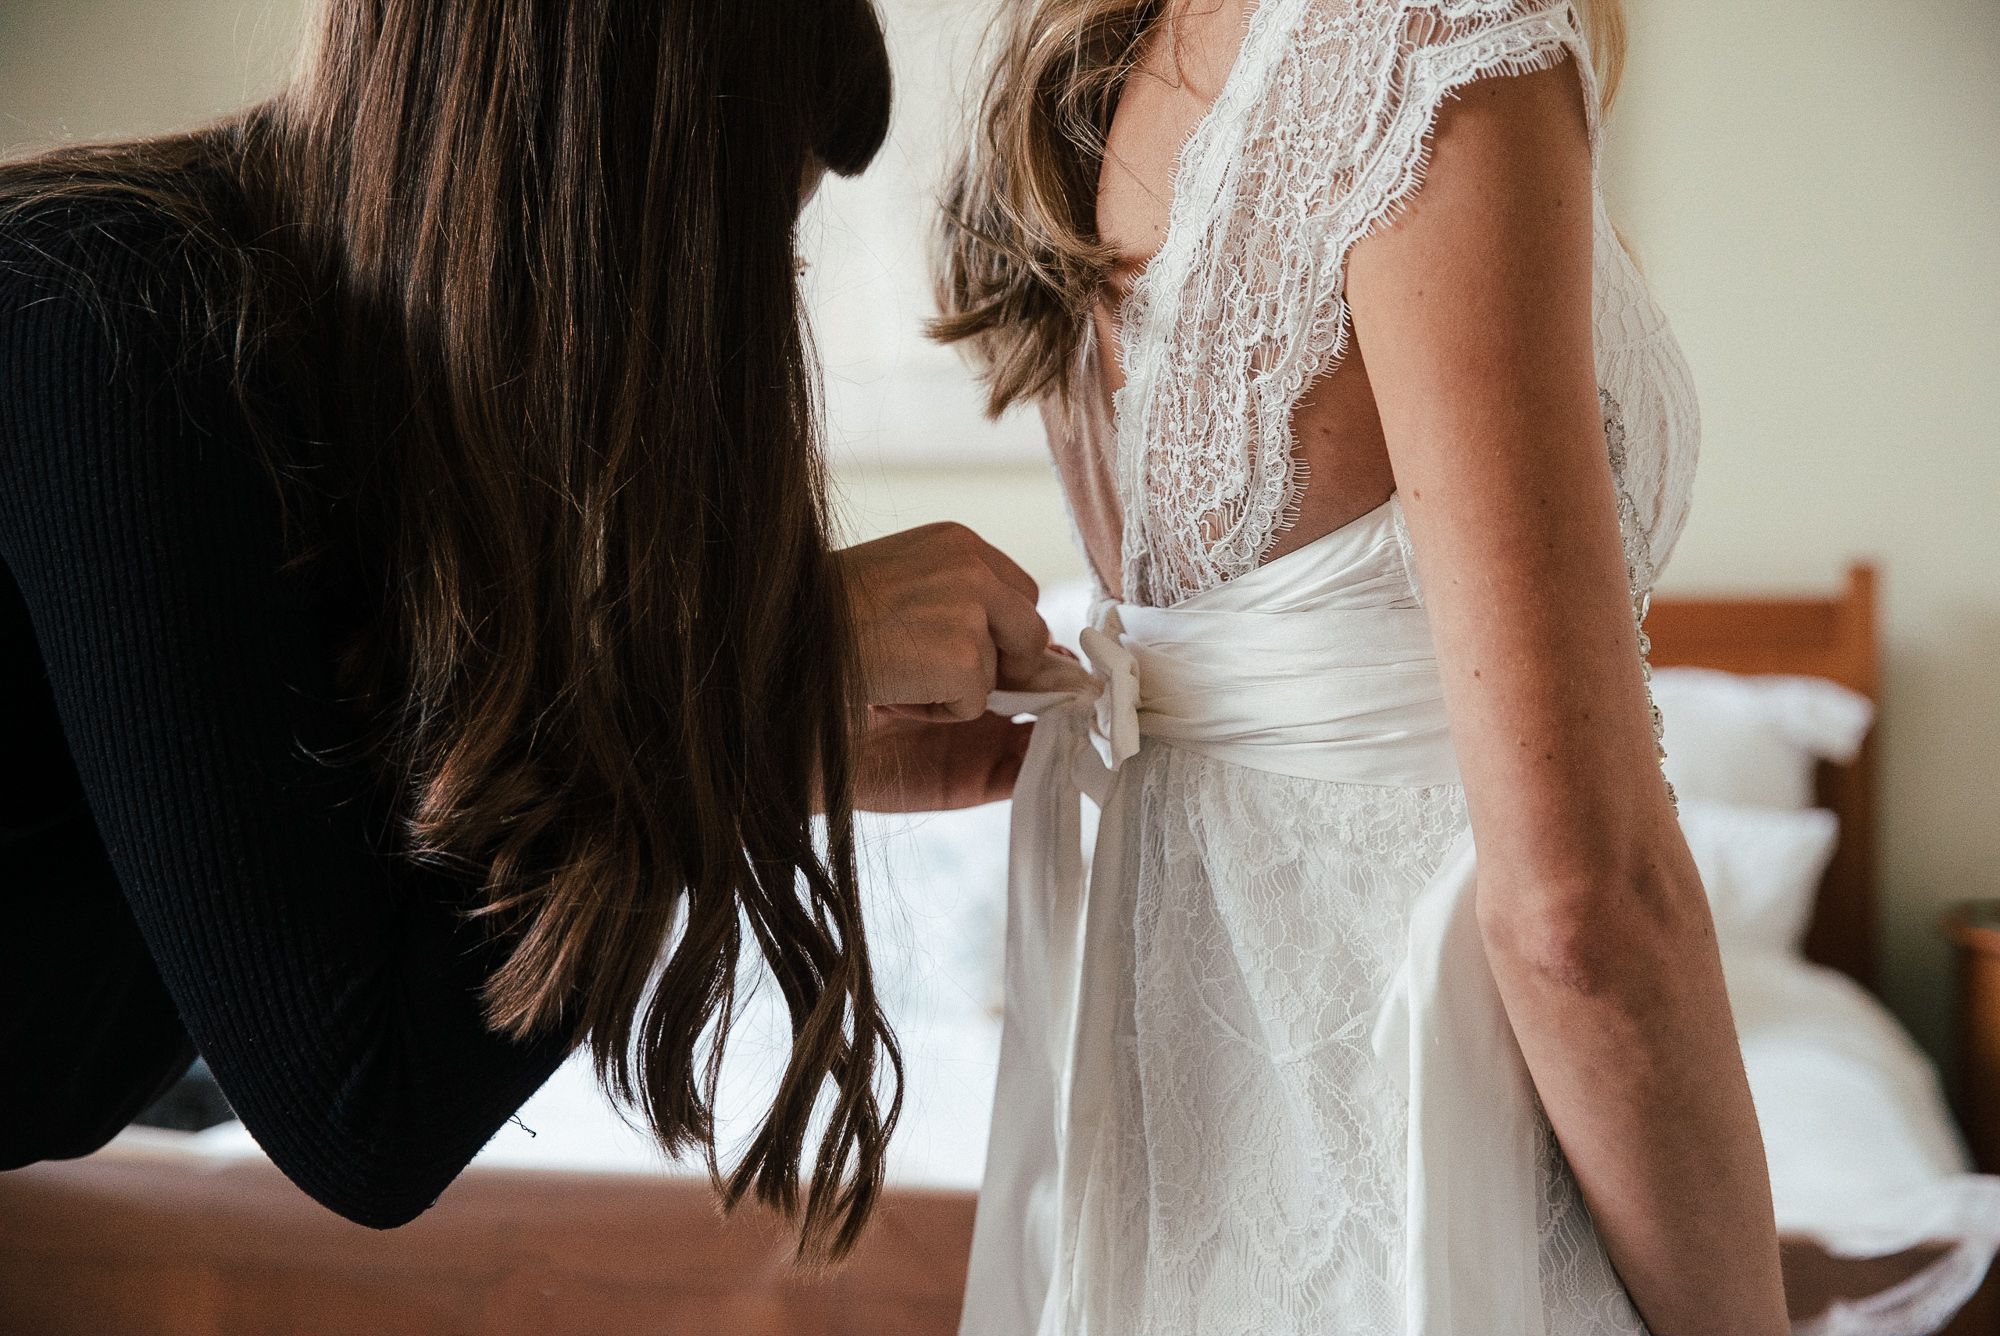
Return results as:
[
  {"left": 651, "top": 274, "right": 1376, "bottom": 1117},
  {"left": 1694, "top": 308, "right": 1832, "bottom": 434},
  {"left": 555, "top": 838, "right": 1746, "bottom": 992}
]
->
[{"left": 933, "top": 1, "right": 1788, "bottom": 1331}]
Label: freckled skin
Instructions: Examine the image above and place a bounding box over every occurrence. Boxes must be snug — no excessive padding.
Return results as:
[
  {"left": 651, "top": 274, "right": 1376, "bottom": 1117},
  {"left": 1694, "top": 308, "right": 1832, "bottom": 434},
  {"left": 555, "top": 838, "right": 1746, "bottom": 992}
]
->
[{"left": 1342, "top": 59, "right": 1786, "bottom": 1336}]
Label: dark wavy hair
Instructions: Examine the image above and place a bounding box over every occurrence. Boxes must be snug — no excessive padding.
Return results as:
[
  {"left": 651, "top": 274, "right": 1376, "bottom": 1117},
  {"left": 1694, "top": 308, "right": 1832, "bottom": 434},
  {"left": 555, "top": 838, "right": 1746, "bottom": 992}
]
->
[{"left": 0, "top": 0, "right": 899, "bottom": 1260}]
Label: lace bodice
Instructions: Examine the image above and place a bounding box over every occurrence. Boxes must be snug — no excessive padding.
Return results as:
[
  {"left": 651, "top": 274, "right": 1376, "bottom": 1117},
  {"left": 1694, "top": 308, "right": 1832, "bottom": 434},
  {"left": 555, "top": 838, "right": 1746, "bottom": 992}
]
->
[{"left": 1047, "top": 0, "right": 1699, "bottom": 617}]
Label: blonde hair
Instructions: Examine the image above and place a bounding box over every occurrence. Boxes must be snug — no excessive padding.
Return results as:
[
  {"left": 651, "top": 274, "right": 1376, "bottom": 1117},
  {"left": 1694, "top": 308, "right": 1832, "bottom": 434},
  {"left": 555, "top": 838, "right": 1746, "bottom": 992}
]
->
[{"left": 933, "top": 0, "right": 1627, "bottom": 416}]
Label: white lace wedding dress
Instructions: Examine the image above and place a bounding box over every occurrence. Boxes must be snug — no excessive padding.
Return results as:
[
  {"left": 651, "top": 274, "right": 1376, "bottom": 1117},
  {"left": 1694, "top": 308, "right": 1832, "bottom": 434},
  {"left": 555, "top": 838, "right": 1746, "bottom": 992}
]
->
[{"left": 960, "top": 3, "right": 1697, "bottom": 1333}]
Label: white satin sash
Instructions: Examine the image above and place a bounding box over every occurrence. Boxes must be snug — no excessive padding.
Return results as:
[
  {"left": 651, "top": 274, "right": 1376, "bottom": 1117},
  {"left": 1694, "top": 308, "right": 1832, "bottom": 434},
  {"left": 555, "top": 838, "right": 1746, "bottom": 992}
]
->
[{"left": 958, "top": 510, "right": 1550, "bottom": 1336}]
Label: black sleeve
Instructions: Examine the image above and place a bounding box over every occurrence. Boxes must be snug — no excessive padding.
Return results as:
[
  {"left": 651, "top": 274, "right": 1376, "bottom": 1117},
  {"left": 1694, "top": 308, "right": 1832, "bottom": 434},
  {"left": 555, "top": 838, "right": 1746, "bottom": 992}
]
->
[{"left": 0, "top": 208, "right": 572, "bottom": 1227}]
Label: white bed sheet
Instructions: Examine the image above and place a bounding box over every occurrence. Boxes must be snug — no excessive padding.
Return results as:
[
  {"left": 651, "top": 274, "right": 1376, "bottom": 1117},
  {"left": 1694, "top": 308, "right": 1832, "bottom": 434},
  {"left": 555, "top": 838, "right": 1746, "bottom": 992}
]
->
[
  {"left": 123, "top": 802, "right": 2000, "bottom": 1333},
  {"left": 1726, "top": 951, "right": 2000, "bottom": 1334}
]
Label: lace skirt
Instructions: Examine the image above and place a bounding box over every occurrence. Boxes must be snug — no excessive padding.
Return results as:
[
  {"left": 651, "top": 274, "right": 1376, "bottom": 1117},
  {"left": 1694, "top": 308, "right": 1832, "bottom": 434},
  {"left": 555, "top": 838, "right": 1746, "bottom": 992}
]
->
[{"left": 1059, "top": 745, "right": 1644, "bottom": 1335}]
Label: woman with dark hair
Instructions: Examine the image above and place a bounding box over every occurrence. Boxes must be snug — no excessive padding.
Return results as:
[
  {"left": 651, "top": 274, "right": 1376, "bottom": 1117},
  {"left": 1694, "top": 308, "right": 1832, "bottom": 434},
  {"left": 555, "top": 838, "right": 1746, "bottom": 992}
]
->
[{"left": 0, "top": 0, "right": 1043, "bottom": 1258}]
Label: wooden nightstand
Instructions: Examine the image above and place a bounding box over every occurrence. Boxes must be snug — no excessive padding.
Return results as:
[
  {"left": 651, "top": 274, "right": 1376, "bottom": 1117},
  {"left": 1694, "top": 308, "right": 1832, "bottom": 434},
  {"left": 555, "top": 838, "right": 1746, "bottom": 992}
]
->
[
  {"left": 1950, "top": 902, "right": 2000, "bottom": 1175},
  {"left": 1943, "top": 903, "right": 2000, "bottom": 1335}
]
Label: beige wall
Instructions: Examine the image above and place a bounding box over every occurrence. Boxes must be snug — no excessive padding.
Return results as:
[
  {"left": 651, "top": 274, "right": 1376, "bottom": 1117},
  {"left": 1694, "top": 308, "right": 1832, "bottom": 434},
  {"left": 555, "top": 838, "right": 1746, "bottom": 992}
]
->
[
  {"left": 4, "top": 2, "right": 1995, "bottom": 1059},
  {"left": 0, "top": 0, "right": 306, "bottom": 154},
  {"left": 1604, "top": 1, "right": 2000, "bottom": 1058}
]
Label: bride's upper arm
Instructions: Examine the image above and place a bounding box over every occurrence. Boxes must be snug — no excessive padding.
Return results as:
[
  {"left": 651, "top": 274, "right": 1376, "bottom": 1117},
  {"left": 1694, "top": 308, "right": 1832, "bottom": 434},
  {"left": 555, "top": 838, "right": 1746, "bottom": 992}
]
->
[{"left": 1344, "top": 58, "right": 1673, "bottom": 907}]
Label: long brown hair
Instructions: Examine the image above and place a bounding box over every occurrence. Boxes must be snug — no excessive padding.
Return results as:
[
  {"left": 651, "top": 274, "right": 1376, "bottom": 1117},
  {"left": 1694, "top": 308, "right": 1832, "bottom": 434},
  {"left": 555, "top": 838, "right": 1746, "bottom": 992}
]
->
[
  {"left": 933, "top": 0, "right": 1626, "bottom": 416},
  {"left": 0, "top": 0, "right": 898, "bottom": 1260}
]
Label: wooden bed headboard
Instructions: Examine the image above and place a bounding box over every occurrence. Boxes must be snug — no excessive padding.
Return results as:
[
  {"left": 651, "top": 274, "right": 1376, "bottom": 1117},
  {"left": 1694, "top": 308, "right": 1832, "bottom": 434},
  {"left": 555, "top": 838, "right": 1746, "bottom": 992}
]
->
[{"left": 1642, "top": 564, "right": 1881, "bottom": 989}]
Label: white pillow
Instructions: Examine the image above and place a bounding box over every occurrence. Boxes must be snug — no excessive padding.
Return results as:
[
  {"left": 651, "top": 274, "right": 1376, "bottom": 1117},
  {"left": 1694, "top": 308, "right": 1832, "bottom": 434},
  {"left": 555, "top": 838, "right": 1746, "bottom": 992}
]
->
[
  {"left": 1677, "top": 798, "right": 1840, "bottom": 956},
  {"left": 1650, "top": 668, "right": 1875, "bottom": 810},
  {"left": 855, "top": 802, "right": 1014, "bottom": 1021},
  {"left": 1039, "top": 579, "right": 1097, "bottom": 652}
]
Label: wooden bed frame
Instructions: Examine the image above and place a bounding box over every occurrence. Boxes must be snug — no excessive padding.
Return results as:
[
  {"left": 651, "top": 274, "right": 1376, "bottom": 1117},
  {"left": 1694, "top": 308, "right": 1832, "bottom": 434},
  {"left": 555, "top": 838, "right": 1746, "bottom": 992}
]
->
[
  {"left": 5, "top": 562, "right": 1990, "bottom": 1335},
  {"left": 1644, "top": 563, "right": 1882, "bottom": 990}
]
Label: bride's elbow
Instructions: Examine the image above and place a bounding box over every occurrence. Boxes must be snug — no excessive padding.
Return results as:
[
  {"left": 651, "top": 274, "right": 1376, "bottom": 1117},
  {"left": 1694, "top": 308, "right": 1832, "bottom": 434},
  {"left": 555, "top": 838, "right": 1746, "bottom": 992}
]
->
[{"left": 1475, "top": 859, "right": 1719, "bottom": 999}]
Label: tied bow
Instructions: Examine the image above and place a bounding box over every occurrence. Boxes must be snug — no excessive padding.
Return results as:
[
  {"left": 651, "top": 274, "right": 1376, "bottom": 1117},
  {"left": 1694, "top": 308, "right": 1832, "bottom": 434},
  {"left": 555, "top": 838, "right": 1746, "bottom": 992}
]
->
[
  {"left": 990, "top": 608, "right": 1143, "bottom": 804},
  {"left": 1075, "top": 624, "right": 1142, "bottom": 793}
]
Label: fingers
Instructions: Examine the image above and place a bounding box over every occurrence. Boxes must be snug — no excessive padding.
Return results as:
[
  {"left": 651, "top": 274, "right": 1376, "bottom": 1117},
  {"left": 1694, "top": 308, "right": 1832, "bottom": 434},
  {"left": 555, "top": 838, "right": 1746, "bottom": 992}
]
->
[
  {"left": 927, "top": 710, "right": 1033, "bottom": 808},
  {"left": 949, "top": 629, "right": 998, "bottom": 720},
  {"left": 966, "top": 534, "right": 1040, "bottom": 609},
  {"left": 983, "top": 584, "right": 1052, "bottom": 689},
  {"left": 884, "top": 695, "right": 987, "bottom": 725},
  {"left": 936, "top": 525, "right": 1047, "bottom": 689},
  {"left": 881, "top": 701, "right": 958, "bottom": 723},
  {"left": 852, "top": 710, "right": 1035, "bottom": 812},
  {"left": 897, "top": 629, "right": 996, "bottom": 722},
  {"left": 839, "top": 522, "right": 1052, "bottom": 712},
  {"left": 982, "top": 717, "right": 1034, "bottom": 803}
]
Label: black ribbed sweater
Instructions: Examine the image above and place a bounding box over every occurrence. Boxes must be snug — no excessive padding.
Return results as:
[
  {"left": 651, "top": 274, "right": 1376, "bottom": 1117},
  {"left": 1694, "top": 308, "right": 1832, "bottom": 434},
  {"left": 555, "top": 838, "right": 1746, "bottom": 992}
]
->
[{"left": 0, "top": 197, "right": 570, "bottom": 1226}]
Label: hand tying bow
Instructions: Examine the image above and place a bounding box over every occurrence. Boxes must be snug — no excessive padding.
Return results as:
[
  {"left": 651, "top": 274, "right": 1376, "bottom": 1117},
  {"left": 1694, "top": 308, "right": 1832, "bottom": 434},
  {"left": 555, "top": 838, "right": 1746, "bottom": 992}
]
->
[{"left": 989, "top": 610, "right": 1143, "bottom": 804}]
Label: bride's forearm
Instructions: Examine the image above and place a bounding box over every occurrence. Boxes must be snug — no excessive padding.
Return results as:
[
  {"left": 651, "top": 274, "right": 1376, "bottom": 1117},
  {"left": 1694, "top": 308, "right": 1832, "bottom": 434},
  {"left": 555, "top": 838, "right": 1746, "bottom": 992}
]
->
[
  {"left": 1480, "top": 850, "right": 1788, "bottom": 1335},
  {"left": 1339, "top": 56, "right": 1790, "bottom": 1331}
]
